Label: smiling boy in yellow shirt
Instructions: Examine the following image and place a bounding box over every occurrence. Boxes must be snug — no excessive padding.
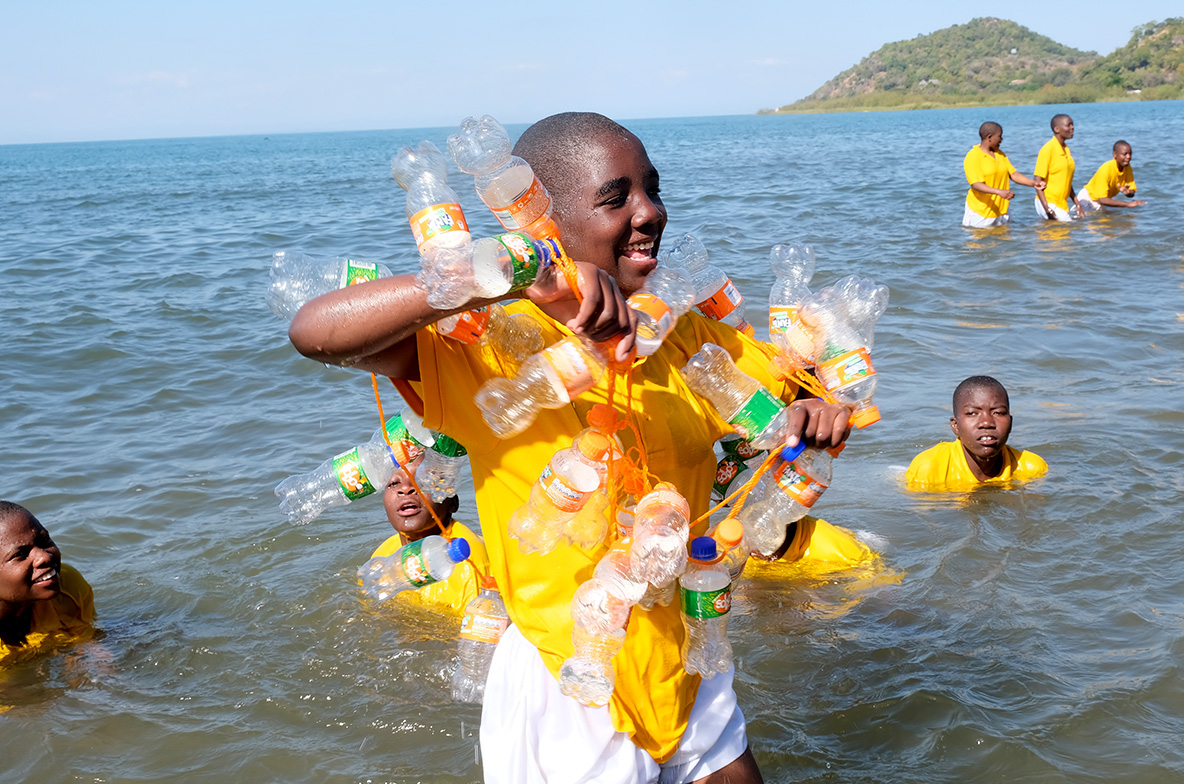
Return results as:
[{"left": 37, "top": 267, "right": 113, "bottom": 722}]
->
[{"left": 1078, "top": 140, "right": 1147, "bottom": 214}]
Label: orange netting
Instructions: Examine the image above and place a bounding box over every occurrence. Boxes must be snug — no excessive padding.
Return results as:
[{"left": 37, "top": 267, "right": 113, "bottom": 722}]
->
[{"left": 371, "top": 372, "right": 446, "bottom": 532}]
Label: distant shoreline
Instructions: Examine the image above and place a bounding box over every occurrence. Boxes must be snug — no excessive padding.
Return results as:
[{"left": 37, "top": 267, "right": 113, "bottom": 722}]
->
[{"left": 760, "top": 94, "right": 1176, "bottom": 116}]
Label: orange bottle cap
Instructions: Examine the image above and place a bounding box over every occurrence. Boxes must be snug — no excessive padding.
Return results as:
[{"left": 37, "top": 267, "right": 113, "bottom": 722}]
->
[
  {"left": 714, "top": 517, "right": 744, "bottom": 547},
  {"left": 578, "top": 432, "right": 612, "bottom": 460},
  {"left": 851, "top": 405, "right": 881, "bottom": 429},
  {"left": 480, "top": 574, "right": 498, "bottom": 591}
]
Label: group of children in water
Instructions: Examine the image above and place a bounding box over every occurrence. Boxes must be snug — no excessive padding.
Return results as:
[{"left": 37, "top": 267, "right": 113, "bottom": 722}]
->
[
  {"left": 4, "top": 110, "right": 1054, "bottom": 783},
  {"left": 962, "top": 113, "right": 1146, "bottom": 228}
]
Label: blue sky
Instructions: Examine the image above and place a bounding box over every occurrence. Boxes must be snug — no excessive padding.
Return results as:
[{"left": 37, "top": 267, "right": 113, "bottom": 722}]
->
[{"left": 2, "top": 1, "right": 1179, "bottom": 144}]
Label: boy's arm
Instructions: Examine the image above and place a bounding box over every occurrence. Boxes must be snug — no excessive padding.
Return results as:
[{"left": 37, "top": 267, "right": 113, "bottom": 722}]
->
[
  {"left": 970, "top": 182, "right": 1014, "bottom": 200},
  {"left": 1096, "top": 196, "right": 1145, "bottom": 207},
  {"left": 1008, "top": 171, "right": 1042, "bottom": 190}
]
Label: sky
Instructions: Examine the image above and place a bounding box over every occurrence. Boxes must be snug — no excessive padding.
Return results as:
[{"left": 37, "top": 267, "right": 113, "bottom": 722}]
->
[{"left": 2, "top": 0, "right": 1180, "bottom": 145}]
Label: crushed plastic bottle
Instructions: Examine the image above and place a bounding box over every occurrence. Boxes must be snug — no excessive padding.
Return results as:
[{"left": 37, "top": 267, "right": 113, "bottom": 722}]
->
[
  {"left": 680, "top": 343, "right": 789, "bottom": 450},
  {"left": 711, "top": 434, "right": 767, "bottom": 505},
  {"left": 358, "top": 535, "right": 471, "bottom": 602},
  {"left": 475, "top": 336, "right": 609, "bottom": 438},
  {"left": 737, "top": 441, "right": 832, "bottom": 556},
  {"left": 267, "top": 251, "right": 393, "bottom": 321},
  {"left": 570, "top": 578, "right": 633, "bottom": 636},
  {"left": 507, "top": 433, "right": 612, "bottom": 555},
  {"left": 433, "top": 303, "right": 545, "bottom": 367},
  {"left": 417, "top": 432, "right": 468, "bottom": 503},
  {"left": 628, "top": 265, "right": 696, "bottom": 356},
  {"left": 447, "top": 115, "right": 560, "bottom": 241},
  {"left": 766, "top": 243, "right": 817, "bottom": 372},
  {"left": 417, "top": 231, "right": 564, "bottom": 310},
  {"left": 390, "top": 141, "right": 471, "bottom": 258},
  {"left": 711, "top": 516, "right": 749, "bottom": 581},
  {"left": 680, "top": 537, "right": 733, "bottom": 678},
  {"left": 630, "top": 483, "right": 691, "bottom": 588},
  {"left": 452, "top": 575, "right": 510, "bottom": 704},
  {"left": 659, "top": 234, "right": 753, "bottom": 336},
  {"left": 558, "top": 622, "right": 627, "bottom": 707}
]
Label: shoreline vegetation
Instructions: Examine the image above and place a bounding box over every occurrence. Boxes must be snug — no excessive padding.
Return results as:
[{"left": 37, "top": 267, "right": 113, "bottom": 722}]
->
[{"left": 762, "top": 17, "right": 1183, "bottom": 115}]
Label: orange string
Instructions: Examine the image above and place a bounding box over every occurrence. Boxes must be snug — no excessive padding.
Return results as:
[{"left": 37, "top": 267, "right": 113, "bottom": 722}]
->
[
  {"left": 371, "top": 372, "right": 445, "bottom": 532},
  {"left": 690, "top": 448, "right": 780, "bottom": 527}
]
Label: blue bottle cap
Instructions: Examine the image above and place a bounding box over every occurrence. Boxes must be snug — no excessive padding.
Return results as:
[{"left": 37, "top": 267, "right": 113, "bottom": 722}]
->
[
  {"left": 690, "top": 536, "right": 718, "bottom": 561},
  {"left": 779, "top": 440, "right": 807, "bottom": 463},
  {"left": 447, "top": 538, "right": 471, "bottom": 563}
]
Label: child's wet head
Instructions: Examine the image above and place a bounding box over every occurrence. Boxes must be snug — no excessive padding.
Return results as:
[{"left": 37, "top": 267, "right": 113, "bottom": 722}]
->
[
  {"left": 382, "top": 461, "right": 457, "bottom": 540},
  {"left": 0, "top": 502, "right": 62, "bottom": 606},
  {"left": 949, "top": 376, "right": 1012, "bottom": 463}
]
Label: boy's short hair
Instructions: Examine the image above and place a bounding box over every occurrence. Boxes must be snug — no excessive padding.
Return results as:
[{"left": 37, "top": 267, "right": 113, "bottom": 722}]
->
[
  {"left": 1051, "top": 114, "right": 1071, "bottom": 132},
  {"left": 512, "top": 112, "right": 634, "bottom": 215},
  {"left": 979, "top": 121, "right": 1001, "bottom": 140},
  {"left": 0, "top": 500, "right": 31, "bottom": 522},
  {"left": 1113, "top": 140, "right": 1131, "bottom": 152},
  {"left": 952, "top": 376, "right": 1009, "bottom": 411}
]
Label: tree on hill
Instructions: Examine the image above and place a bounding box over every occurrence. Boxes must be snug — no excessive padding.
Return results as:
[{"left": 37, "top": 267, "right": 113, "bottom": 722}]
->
[{"left": 1082, "top": 18, "right": 1184, "bottom": 92}]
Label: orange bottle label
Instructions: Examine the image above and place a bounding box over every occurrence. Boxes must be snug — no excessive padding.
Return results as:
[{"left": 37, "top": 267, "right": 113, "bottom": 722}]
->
[
  {"left": 772, "top": 460, "right": 827, "bottom": 508},
  {"left": 769, "top": 306, "right": 797, "bottom": 335},
  {"left": 436, "top": 307, "right": 490, "bottom": 344},
  {"left": 491, "top": 176, "right": 552, "bottom": 230},
  {"left": 409, "top": 202, "right": 469, "bottom": 250},
  {"left": 696, "top": 279, "right": 743, "bottom": 320},
  {"left": 539, "top": 464, "right": 591, "bottom": 513},
  {"left": 629, "top": 292, "right": 674, "bottom": 341},
  {"left": 542, "top": 337, "right": 596, "bottom": 402},
  {"left": 818, "top": 347, "right": 875, "bottom": 392},
  {"left": 459, "top": 611, "right": 510, "bottom": 644}
]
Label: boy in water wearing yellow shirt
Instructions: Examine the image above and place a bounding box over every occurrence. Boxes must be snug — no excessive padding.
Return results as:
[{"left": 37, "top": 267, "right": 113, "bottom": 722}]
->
[
  {"left": 962, "top": 121, "right": 1044, "bottom": 228},
  {"left": 368, "top": 457, "right": 489, "bottom": 615},
  {"left": 0, "top": 501, "right": 95, "bottom": 665},
  {"left": 1034, "top": 114, "right": 1083, "bottom": 221},
  {"left": 906, "top": 376, "right": 1047, "bottom": 491},
  {"left": 1077, "top": 140, "right": 1146, "bottom": 214}
]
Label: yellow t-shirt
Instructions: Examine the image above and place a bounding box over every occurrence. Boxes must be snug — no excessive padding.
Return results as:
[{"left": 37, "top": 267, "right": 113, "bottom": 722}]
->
[
  {"left": 414, "top": 301, "right": 797, "bottom": 761},
  {"left": 1034, "top": 137, "right": 1076, "bottom": 211},
  {"left": 964, "top": 146, "right": 1018, "bottom": 218},
  {"left": 905, "top": 440, "right": 1048, "bottom": 491},
  {"left": 1085, "top": 159, "right": 1136, "bottom": 202},
  {"left": 746, "top": 516, "right": 870, "bottom": 571},
  {"left": 368, "top": 521, "right": 490, "bottom": 615},
  {"left": 0, "top": 563, "right": 96, "bottom": 666}
]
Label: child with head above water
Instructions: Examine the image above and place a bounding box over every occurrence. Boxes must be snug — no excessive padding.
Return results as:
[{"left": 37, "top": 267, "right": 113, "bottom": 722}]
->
[
  {"left": 0, "top": 501, "right": 96, "bottom": 665},
  {"left": 906, "top": 376, "right": 1047, "bottom": 491}
]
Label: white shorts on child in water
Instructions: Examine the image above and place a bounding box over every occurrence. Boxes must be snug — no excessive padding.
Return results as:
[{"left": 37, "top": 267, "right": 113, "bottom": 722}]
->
[
  {"left": 962, "top": 202, "right": 1011, "bottom": 228},
  {"left": 1035, "top": 195, "right": 1075, "bottom": 221},
  {"left": 1076, "top": 191, "right": 1103, "bottom": 215},
  {"left": 480, "top": 624, "right": 749, "bottom": 784}
]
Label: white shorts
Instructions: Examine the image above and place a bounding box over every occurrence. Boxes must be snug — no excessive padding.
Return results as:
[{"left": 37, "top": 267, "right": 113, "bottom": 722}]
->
[
  {"left": 480, "top": 624, "right": 749, "bottom": 784},
  {"left": 1035, "top": 196, "right": 1074, "bottom": 221},
  {"left": 1076, "top": 191, "right": 1103, "bottom": 215},
  {"left": 962, "top": 203, "right": 1010, "bottom": 228}
]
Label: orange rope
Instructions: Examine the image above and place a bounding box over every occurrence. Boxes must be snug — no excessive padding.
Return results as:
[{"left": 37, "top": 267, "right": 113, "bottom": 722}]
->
[
  {"left": 690, "top": 448, "right": 780, "bottom": 527},
  {"left": 371, "top": 373, "right": 445, "bottom": 531},
  {"left": 790, "top": 368, "right": 840, "bottom": 405}
]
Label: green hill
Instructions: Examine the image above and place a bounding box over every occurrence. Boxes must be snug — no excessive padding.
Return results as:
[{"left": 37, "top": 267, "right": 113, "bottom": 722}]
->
[{"left": 763, "top": 17, "right": 1184, "bottom": 113}]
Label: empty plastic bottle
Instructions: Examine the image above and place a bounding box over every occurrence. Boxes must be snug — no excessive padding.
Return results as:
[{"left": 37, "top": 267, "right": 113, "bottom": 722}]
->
[
  {"left": 680, "top": 536, "right": 733, "bottom": 678},
  {"left": 358, "top": 535, "right": 471, "bottom": 602},
  {"left": 711, "top": 434, "right": 767, "bottom": 504},
  {"left": 558, "top": 622, "right": 627, "bottom": 707},
  {"left": 433, "top": 302, "right": 545, "bottom": 366},
  {"left": 738, "top": 441, "right": 832, "bottom": 556},
  {"left": 800, "top": 276, "right": 889, "bottom": 429},
  {"left": 448, "top": 115, "right": 560, "bottom": 241},
  {"left": 659, "top": 234, "right": 753, "bottom": 336},
  {"left": 680, "top": 343, "right": 789, "bottom": 449},
  {"left": 390, "top": 141, "right": 471, "bottom": 258},
  {"left": 275, "top": 415, "right": 425, "bottom": 525},
  {"left": 417, "top": 230, "right": 565, "bottom": 310},
  {"left": 593, "top": 538, "right": 649, "bottom": 606},
  {"left": 711, "top": 517, "right": 749, "bottom": 581},
  {"left": 570, "top": 578, "right": 633, "bottom": 636},
  {"left": 508, "top": 433, "right": 612, "bottom": 555},
  {"left": 475, "top": 336, "right": 609, "bottom": 438},
  {"left": 766, "top": 243, "right": 817, "bottom": 372},
  {"left": 628, "top": 265, "right": 697, "bottom": 356},
  {"left": 630, "top": 484, "right": 691, "bottom": 588},
  {"left": 418, "top": 432, "right": 468, "bottom": 503},
  {"left": 452, "top": 575, "right": 510, "bottom": 704},
  {"left": 267, "top": 251, "right": 393, "bottom": 321}
]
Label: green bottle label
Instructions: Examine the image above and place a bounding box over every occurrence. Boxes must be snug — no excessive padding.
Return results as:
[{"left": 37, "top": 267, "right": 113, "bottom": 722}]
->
[
  {"left": 431, "top": 433, "right": 467, "bottom": 458},
  {"left": 727, "top": 388, "right": 784, "bottom": 441},
  {"left": 383, "top": 415, "right": 410, "bottom": 444},
  {"left": 497, "top": 232, "right": 542, "bottom": 290},
  {"left": 681, "top": 585, "right": 732, "bottom": 619},
  {"left": 332, "top": 447, "right": 375, "bottom": 501},
  {"left": 341, "top": 259, "right": 379, "bottom": 287},
  {"left": 399, "top": 539, "right": 438, "bottom": 588},
  {"left": 713, "top": 456, "right": 744, "bottom": 497}
]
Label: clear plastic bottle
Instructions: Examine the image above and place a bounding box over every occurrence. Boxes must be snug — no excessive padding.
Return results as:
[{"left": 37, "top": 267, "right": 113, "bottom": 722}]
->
[
  {"left": 416, "top": 231, "right": 566, "bottom": 310},
  {"left": 558, "top": 622, "right": 627, "bottom": 707},
  {"left": 629, "top": 483, "right": 691, "bottom": 588},
  {"left": 267, "top": 251, "right": 393, "bottom": 321},
  {"left": 475, "top": 336, "right": 609, "bottom": 438},
  {"left": 766, "top": 243, "right": 817, "bottom": 371},
  {"left": 659, "top": 234, "right": 753, "bottom": 336},
  {"left": 417, "top": 432, "right": 468, "bottom": 502},
  {"left": 628, "top": 265, "right": 697, "bottom": 356},
  {"left": 592, "top": 538, "right": 649, "bottom": 606},
  {"left": 275, "top": 415, "right": 425, "bottom": 525},
  {"left": 508, "top": 433, "right": 612, "bottom": 555},
  {"left": 570, "top": 578, "right": 633, "bottom": 635},
  {"left": 358, "top": 535, "right": 471, "bottom": 602},
  {"left": 680, "top": 537, "right": 733, "bottom": 678},
  {"left": 711, "top": 517, "right": 749, "bottom": 582},
  {"left": 390, "top": 141, "right": 471, "bottom": 258},
  {"left": 447, "top": 115, "right": 560, "bottom": 241},
  {"left": 800, "top": 276, "right": 889, "bottom": 429},
  {"left": 452, "top": 575, "right": 510, "bottom": 704},
  {"left": 711, "top": 434, "right": 767, "bottom": 505},
  {"left": 680, "top": 343, "right": 789, "bottom": 449},
  {"left": 433, "top": 302, "right": 545, "bottom": 367},
  {"left": 737, "top": 441, "right": 832, "bottom": 556}
]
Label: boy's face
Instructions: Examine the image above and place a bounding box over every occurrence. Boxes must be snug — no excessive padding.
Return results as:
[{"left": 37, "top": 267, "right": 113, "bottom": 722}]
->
[
  {"left": 986, "top": 130, "right": 1003, "bottom": 151},
  {"left": 1054, "top": 117, "right": 1074, "bottom": 140},
  {"left": 0, "top": 511, "right": 62, "bottom": 606},
  {"left": 382, "top": 460, "right": 452, "bottom": 539},
  {"left": 1114, "top": 145, "right": 1132, "bottom": 168},
  {"left": 950, "top": 385, "right": 1012, "bottom": 463},
  {"left": 554, "top": 131, "right": 667, "bottom": 297}
]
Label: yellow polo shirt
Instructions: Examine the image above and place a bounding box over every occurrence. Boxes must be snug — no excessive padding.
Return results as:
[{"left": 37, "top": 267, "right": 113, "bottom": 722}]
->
[
  {"left": 414, "top": 301, "right": 797, "bottom": 761},
  {"left": 0, "top": 563, "right": 95, "bottom": 666},
  {"left": 905, "top": 440, "right": 1047, "bottom": 491},
  {"left": 1085, "top": 159, "right": 1136, "bottom": 201},
  {"left": 369, "top": 521, "right": 490, "bottom": 615},
  {"left": 1035, "top": 137, "right": 1076, "bottom": 211},
  {"left": 745, "top": 516, "right": 871, "bottom": 571},
  {"left": 964, "top": 146, "right": 1018, "bottom": 218}
]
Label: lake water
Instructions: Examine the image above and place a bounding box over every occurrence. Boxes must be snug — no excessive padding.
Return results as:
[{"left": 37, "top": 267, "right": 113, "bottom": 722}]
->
[{"left": 2, "top": 101, "right": 1182, "bottom": 783}]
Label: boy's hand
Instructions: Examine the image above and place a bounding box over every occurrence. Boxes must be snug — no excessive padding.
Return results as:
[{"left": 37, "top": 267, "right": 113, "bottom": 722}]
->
[
  {"left": 524, "top": 261, "right": 638, "bottom": 360},
  {"left": 783, "top": 400, "right": 851, "bottom": 451}
]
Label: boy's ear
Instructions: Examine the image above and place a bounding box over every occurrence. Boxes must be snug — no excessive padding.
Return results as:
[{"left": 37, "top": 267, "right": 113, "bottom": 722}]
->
[
  {"left": 445, "top": 495, "right": 460, "bottom": 519},
  {"left": 949, "top": 416, "right": 960, "bottom": 437}
]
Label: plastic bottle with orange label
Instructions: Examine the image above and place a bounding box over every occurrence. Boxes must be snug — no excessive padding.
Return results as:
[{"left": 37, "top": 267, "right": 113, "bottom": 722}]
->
[
  {"left": 737, "top": 441, "right": 832, "bottom": 556},
  {"left": 627, "top": 264, "right": 697, "bottom": 355},
  {"left": 433, "top": 303, "right": 545, "bottom": 366},
  {"left": 767, "top": 242, "right": 817, "bottom": 371},
  {"left": 711, "top": 516, "right": 749, "bottom": 581},
  {"left": 629, "top": 483, "right": 691, "bottom": 588},
  {"left": 452, "top": 575, "right": 510, "bottom": 704},
  {"left": 659, "top": 233, "right": 754, "bottom": 336},
  {"left": 390, "top": 141, "right": 471, "bottom": 259},
  {"left": 507, "top": 432, "right": 612, "bottom": 555},
  {"left": 680, "top": 342, "right": 792, "bottom": 450},
  {"left": 474, "top": 335, "right": 609, "bottom": 438},
  {"left": 680, "top": 536, "right": 733, "bottom": 678},
  {"left": 447, "top": 115, "right": 560, "bottom": 242},
  {"left": 357, "top": 535, "right": 471, "bottom": 602},
  {"left": 800, "top": 275, "right": 889, "bottom": 429},
  {"left": 417, "top": 230, "right": 563, "bottom": 310},
  {"left": 266, "top": 250, "right": 393, "bottom": 321}
]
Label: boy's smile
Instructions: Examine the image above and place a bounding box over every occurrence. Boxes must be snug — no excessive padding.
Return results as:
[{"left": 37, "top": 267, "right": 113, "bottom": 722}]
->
[{"left": 0, "top": 512, "right": 62, "bottom": 606}]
